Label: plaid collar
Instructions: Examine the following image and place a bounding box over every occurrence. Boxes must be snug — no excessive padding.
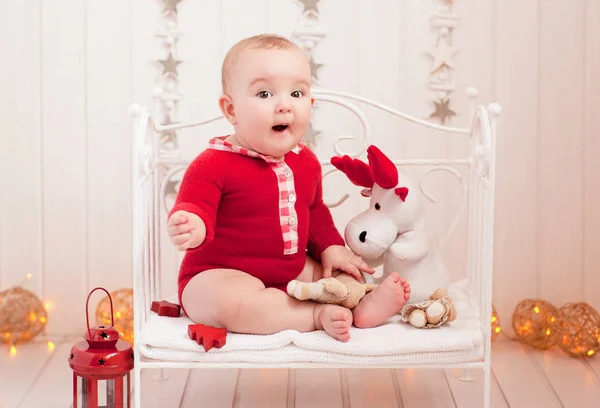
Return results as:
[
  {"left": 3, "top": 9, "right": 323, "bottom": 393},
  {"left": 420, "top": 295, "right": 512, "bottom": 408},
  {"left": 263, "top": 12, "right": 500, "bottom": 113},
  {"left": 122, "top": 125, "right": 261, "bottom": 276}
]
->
[{"left": 208, "top": 135, "right": 303, "bottom": 163}]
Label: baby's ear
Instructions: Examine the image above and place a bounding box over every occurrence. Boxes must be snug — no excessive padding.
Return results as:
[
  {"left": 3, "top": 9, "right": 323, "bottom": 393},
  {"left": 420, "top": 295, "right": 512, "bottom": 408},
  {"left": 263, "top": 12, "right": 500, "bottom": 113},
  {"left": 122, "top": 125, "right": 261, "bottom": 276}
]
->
[{"left": 218, "top": 94, "right": 237, "bottom": 125}]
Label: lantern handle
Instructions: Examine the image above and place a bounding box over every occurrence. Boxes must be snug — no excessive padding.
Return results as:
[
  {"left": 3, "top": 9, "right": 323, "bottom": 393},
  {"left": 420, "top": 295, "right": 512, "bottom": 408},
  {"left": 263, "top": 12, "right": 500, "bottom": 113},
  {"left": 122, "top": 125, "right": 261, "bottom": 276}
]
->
[{"left": 85, "top": 287, "right": 114, "bottom": 340}]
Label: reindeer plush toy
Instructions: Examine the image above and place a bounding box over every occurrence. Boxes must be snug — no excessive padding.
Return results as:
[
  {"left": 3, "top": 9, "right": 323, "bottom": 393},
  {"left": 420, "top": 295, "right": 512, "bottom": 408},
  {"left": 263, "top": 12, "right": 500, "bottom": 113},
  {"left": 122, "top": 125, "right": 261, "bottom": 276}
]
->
[{"left": 331, "top": 145, "right": 457, "bottom": 328}]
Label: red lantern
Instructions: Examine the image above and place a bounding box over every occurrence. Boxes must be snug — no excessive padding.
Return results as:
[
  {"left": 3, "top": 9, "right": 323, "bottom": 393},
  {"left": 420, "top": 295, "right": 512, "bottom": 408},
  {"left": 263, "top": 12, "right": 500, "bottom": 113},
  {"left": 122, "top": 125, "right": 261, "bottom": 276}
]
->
[{"left": 69, "top": 288, "right": 134, "bottom": 408}]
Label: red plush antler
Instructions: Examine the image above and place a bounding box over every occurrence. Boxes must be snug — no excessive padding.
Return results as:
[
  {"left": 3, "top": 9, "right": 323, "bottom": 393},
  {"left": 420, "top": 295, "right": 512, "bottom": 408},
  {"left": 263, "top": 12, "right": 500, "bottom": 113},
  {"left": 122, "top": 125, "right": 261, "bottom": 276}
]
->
[
  {"left": 366, "top": 145, "right": 398, "bottom": 189},
  {"left": 331, "top": 155, "right": 374, "bottom": 188}
]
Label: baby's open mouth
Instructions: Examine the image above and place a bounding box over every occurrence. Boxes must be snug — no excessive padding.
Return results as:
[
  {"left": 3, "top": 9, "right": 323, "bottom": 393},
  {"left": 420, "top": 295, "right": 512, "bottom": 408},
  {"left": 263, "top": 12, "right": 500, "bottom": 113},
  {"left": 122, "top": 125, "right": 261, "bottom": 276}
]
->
[{"left": 272, "top": 124, "right": 289, "bottom": 132}]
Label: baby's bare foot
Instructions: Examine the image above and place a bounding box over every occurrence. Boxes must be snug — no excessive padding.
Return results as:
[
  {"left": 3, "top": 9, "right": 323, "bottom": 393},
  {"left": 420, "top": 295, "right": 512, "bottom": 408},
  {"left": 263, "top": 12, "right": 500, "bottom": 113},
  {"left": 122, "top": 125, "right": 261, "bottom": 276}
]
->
[
  {"left": 314, "top": 304, "right": 353, "bottom": 342},
  {"left": 352, "top": 272, "right": 411, "bottom": 328}
]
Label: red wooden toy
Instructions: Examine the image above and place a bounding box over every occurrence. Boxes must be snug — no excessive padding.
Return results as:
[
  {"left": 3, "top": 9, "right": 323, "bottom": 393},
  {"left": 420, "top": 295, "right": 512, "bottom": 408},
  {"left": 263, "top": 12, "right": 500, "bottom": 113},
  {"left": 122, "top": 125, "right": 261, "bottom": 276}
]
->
[
  {"left": 150, "top": 300, "right": 181, "bottom": 317},
  {"left": 188, "top": 324, "right": 227, "bottom": 351}
]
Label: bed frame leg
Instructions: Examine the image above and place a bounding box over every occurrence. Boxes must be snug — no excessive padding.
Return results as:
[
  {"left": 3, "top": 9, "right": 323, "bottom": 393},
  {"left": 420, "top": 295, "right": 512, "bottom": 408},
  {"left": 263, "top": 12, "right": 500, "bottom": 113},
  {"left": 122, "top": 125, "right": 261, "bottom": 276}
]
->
[
  {"left": 154, "top": 368, "right": 169, "bottom": 381},
  {"left": 134, "top": 366, "right": 142, "bottom": 408},
  {"left": 483, "top": 364, "right": 491, "bottom": 408},
  {"left": 458, "top": 368, "right": 473, "bottom": 382}
]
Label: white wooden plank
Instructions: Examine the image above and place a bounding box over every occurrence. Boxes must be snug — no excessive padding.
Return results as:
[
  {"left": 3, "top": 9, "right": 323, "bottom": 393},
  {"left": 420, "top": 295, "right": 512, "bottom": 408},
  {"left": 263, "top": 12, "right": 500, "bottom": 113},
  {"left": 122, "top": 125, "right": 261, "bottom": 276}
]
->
[
  {"left": 537, "top": 0, "right": 585, "bottom": 305},
  {"left": 0, "top": 342, "right": 55, "bottom": 408},
  {"left": 139, "top": 368, "right": 190, "bottom": 408},
  {"left": 234, "top": 368, "right": 289, "bottom": 408},
  {"left": 444, "top": 0, "right": 494, "bottom": 284},
  {"left": 131, "top": 0, "right": 162, "bottom": 105},
  {"left": 41, "top": 0, "right": 87, "bottom": 336},
  {"left": 583, "top": 0, "right": 600, "bottom": 311},
  {"left": 86, "top": 0, "right": 133, "bottom": 293},
  {"left": 221, "top": 0, "right": 268, "bottom": 55},
  {"left": 530, "top": 347, "right": 600, "bottom": 407},
  {"left": 179, "top": 368, "right": 238, "bottom": 407},
  {"left": 18, "top": 342, "right": 74, "bottom": 407},
  {"left": 0, "top": 1, "right": 43, "bottom": 297},
  {"left": 315, "top": 0, "right": 363, "bottom": 237},
  {"left": 346, "top": 368, "right": 400, "bottom": 407},
  {"left": 492, "top": 0, "right": 540, "bottom": 334},
  {"left": 267, "top": 0, "right": 301, "bottom": 38},
  {"left": 586, "top": 357, "right": 600, "bottom": 383},
  {"left": 294, "top": 369, "right": 344, "bottom": 408},
  {"left": 444, "top": 368, "right": 508, "bottom": 408},
  {"left": 491, "top": 338, "right": 562, "bottom": 408},
  {"left": 394, "top": 369, "right": 454, "bottom": 408}
]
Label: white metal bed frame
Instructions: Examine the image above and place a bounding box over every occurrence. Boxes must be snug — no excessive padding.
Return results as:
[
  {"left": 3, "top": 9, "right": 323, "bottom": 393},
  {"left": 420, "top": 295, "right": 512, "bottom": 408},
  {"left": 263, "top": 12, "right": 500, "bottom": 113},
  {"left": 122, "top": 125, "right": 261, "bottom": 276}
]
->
[{"left": 130, "top": 88, "right": 500, "bottom": 407}]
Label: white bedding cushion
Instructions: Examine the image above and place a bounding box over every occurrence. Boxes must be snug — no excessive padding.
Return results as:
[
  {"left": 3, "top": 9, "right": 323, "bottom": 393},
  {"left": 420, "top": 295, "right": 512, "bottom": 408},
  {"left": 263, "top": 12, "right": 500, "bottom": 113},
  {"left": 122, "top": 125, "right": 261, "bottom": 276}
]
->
[{"left": 138, "top": 279, "right": 484, "bottom": 365}]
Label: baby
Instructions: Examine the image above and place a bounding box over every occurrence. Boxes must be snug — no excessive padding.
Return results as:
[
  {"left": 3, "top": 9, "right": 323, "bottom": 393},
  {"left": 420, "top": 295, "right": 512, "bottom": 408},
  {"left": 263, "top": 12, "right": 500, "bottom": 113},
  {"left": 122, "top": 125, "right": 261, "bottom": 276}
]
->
[{"left": 167, "top": 34, "right": 411, "bottom": 342}]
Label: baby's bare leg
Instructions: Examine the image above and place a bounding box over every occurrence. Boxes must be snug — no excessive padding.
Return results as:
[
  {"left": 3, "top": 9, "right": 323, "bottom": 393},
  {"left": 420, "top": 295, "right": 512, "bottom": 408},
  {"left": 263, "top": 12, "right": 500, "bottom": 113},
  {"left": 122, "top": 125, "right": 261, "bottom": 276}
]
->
[
  {"left": 306, "top": 257, "right": 411, "bottom": 328},
  {"left": 181, "top": 268, "right": 352, "bottom": 341}
]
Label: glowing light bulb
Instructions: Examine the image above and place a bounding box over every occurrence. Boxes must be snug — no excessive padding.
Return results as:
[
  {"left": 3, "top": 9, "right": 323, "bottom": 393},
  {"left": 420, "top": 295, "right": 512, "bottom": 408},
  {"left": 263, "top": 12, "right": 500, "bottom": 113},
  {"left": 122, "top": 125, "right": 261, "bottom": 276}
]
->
[
  {"left": 44, "top": 301, "right": 53, "bottom": 311},
  {"left": 26, "top": 273, "right": 32, "bottom": 280},
  {"left": 4, "top": 333, "right": 11, "bottom": 340},
  {"left": 116, "top": 311, "right": 122, "bottom": 318},
  {"left": 47, "top": 341, "right": 55, "bottom": 351},
  {"left": 491, "top": 316, "right": 497, "bottom": 323},
  {"left": 588, "top": 350, "right": 595, "bottom": 356},
  {"left": 533, "top": 306, "right": 540, "bottom": 314},
  {"left": 29, "top": 312, "right": 37, "bottom": 322},
  {"left": 495, "top": 327, "right": 501, "bottom": 333},
  {"left": 9, "top": 345, "right": 17, "bottom": 356},
  {"left": 550, "top": 317, "right": 556, "bottom": 323},
  {"left": 546, "top": 329, "right": 551, "bottom": 336}
]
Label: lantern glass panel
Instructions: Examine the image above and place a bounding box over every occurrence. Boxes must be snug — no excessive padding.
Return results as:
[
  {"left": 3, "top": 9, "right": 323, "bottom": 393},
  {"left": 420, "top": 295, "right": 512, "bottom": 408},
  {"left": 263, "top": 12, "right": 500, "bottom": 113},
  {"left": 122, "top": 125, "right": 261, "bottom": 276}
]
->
[{"left": 74, "top": 377, "right": 130, "bottom": 408}]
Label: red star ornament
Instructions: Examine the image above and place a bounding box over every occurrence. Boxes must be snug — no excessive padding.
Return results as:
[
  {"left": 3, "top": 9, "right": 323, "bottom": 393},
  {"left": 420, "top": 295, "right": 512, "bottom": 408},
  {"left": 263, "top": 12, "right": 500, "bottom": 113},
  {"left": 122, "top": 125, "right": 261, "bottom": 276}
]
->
[
  {"left": 188, "top": 324, "right": 227, "bottom": 351},
  {"left": 151, "top": 300, "right": 181, "bottom": 317}
]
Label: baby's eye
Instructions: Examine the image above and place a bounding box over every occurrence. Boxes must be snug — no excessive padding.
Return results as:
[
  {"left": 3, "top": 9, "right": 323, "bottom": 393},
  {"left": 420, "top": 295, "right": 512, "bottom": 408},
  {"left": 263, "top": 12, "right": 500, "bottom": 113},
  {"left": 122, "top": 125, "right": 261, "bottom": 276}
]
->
[
  {"left": 374, "top": 203, "right": 381, "bottom": 211},
  {"left": 257, "top": 90, "right": 272, "bottom": 98},
  {"left": 291, "top": 90, "right": 303, "bottom": 98}
]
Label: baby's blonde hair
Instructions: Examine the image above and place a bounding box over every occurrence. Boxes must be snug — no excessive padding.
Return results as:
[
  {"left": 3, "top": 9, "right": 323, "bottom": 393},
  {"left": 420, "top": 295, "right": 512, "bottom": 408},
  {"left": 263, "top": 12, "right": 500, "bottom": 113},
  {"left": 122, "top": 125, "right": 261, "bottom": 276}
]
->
[{"left": 221, "top": 34, "right": 304, "bottom": 94}]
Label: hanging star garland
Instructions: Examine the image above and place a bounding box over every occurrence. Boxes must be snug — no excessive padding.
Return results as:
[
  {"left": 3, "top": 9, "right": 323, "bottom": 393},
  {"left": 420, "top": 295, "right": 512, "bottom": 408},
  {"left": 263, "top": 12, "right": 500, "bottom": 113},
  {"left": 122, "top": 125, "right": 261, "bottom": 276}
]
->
[
  {"left": 303, "top": 123, "right": 322, "bottom": 149},
  {"left": 159, "top": 53, "right": 182, "bottom": 77},
  {"left": 298, "top": 0, "right": 320, "bottom": 14},
  {"left": 159, "top": 115, "right": 180, "bottom": 147},
  {"left": 429, "top": 98, "right": 456, "bottom": 124},
  {"left": 427, "top": 36, "right": 458, "bottom": 74},
  {"left": 163, "top": 0, "right": 183, "bottom": 14},
  {"left": 309, "top": 56, "right": 323, "bottom": 81}
]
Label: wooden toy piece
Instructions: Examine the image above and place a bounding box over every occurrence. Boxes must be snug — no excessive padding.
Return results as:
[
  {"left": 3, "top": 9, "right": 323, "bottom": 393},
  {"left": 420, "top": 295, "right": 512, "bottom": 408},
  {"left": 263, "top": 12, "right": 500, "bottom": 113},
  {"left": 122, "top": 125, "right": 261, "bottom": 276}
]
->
[
  {"left": 150, "top": 300, "right": 181, "bottom": 317},
  {"left": 188, "top": 324, "right": 227, "bottom": 351}
]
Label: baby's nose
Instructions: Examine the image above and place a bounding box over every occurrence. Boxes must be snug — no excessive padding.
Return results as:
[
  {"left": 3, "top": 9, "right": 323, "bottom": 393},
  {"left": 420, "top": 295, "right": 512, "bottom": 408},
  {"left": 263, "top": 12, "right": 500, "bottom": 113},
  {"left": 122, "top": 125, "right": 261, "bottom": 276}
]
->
[{"left": 276, "top": 104, "right": 292, "bottom": 113}]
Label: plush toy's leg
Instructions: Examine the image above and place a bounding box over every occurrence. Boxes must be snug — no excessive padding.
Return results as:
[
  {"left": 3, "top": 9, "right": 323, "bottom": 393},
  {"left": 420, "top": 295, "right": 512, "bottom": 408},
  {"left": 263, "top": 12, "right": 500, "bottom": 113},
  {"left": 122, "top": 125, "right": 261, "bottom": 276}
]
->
[
  {"left": 408, "top": 309, "right": 427, "bottom": 328},
  {"left": 425, "top": 300, "right": 446, "bottom": 325},
  {"left": 324, "top": 278, "right": 350, "bottom": 298},
  {"left": 287, "top": 280, "right": 325, "bottom": 301}
]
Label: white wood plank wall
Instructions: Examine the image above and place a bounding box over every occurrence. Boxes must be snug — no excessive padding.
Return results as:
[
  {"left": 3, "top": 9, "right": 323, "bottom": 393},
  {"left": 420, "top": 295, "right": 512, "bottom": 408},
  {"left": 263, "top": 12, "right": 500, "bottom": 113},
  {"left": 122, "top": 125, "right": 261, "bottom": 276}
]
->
[{"left": 0, "top": 0, "right": 598, "bottom": 336}]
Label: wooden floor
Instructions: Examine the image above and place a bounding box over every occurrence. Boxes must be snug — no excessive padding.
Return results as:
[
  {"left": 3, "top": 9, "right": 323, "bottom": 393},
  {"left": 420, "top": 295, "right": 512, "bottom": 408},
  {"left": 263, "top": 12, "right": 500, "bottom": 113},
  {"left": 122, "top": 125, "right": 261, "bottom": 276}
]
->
[{"left": 1, "top": 337, "right": 599, "bottom": 408}]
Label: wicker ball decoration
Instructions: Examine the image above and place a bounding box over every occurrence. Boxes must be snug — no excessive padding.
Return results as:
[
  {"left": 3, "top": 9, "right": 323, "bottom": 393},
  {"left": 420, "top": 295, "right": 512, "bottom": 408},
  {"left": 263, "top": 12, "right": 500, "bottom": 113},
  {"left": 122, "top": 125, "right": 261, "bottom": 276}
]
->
[
  {"left": 0, "top": 287, "right": 47, "bottom": 345},
  {"left": 95, "top": 288, "right": 134, "bottom": 345},
  {"left": 491, "top": 304, "right": 501, "bottom": 341},
  {"left": 554, "top": 302, "right": 600, "bottom": 358},
  {"left": 512, "top": 299, "right": 559, "bottom": 349}
]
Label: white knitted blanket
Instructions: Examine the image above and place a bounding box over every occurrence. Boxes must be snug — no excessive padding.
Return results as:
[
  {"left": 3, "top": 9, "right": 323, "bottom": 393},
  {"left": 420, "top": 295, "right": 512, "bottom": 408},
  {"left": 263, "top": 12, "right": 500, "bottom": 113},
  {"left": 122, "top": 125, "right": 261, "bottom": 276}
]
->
[{"left": 138, "top": 279, "right": 484, "bottom": 365}]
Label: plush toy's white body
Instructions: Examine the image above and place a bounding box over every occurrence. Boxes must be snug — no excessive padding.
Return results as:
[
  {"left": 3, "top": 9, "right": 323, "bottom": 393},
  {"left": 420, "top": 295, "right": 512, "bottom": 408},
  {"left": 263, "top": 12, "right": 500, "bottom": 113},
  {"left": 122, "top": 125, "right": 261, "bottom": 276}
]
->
[{"left": 333, "top": 146, "right": 451, "bottom": 305}]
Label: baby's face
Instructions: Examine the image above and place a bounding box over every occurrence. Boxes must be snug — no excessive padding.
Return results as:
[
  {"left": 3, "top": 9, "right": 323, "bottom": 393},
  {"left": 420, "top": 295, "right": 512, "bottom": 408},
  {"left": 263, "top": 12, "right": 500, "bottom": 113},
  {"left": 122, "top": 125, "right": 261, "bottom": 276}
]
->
[{"left": 227, "top": 48, "right": 314, "bottom": 158}]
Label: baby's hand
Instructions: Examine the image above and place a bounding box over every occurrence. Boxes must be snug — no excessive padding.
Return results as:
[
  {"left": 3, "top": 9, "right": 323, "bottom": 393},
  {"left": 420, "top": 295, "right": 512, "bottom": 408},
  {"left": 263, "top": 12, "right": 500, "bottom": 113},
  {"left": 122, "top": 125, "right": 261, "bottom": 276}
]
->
[
  {"left": 320, "top": 245, "right": 375, "bottom": 282},
  {"left": 167, "top": 210, "right": 206, "bottom": 251}
]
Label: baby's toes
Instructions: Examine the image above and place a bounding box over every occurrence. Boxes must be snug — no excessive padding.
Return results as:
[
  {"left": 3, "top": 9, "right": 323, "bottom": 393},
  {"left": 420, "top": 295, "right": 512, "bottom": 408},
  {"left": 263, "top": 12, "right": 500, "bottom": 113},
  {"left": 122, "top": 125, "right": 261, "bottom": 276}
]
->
[
  {"left": 333, "top": 308, "right": 352, "bottom": 323},
  {"left": 333, "top": 320, "right": 350, "bottom": 329}
]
